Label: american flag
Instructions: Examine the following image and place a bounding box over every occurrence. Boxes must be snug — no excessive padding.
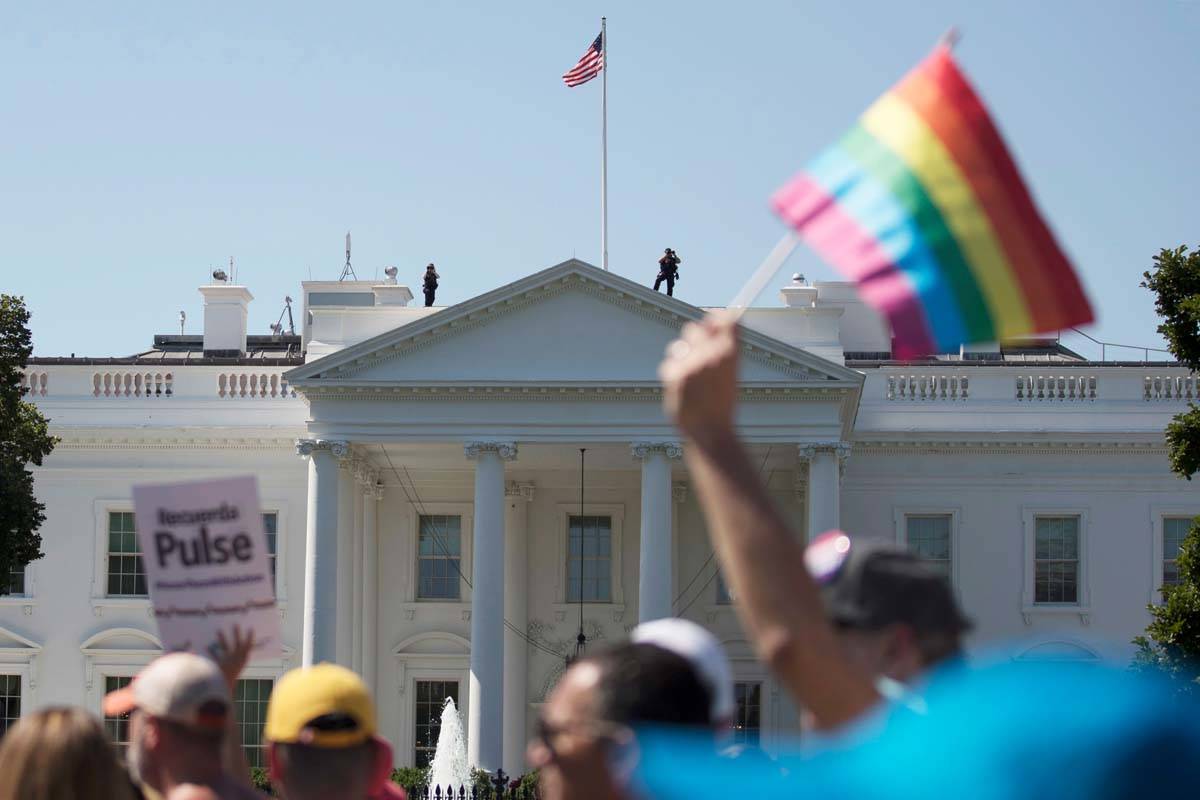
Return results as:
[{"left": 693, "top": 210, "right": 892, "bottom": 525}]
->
[{"left": 563, "top": 32, "right": 604, "bottom": 87}]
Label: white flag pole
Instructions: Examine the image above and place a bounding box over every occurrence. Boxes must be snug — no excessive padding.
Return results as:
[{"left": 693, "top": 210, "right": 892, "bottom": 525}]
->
[{"left": 600, "top": 17, "right": 609, "bottom": 271}]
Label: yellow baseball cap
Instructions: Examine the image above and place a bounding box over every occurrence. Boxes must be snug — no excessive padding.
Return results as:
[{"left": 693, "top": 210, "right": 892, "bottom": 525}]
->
[{"left": 265, "top": 663, "right": 377, "bottom": 748}]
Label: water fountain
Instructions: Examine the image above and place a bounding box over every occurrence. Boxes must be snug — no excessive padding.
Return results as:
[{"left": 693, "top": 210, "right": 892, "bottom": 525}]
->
[{"left": 428, "top": 697, "right": 471, "bottom": 797}]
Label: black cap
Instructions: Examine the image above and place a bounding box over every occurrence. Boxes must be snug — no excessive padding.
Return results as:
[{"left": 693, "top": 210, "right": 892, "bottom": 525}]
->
[{"left": 817, "top": 541, "right": 972, "bottom": 635}]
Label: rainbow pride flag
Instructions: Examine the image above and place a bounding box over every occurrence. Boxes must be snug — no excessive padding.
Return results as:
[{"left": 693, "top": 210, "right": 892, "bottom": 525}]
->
[{"left": 771, "top": 44, "right": 1093, "bottom": 358}]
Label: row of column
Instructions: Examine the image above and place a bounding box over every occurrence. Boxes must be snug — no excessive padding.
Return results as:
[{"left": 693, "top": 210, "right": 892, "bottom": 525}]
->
[{"left": 297, "top": 437, "right": 850, "bottom": 773}]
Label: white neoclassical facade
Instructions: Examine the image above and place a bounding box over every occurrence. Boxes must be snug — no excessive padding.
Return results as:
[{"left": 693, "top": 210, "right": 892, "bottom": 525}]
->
[{"left": 4, "top": 259, "right": 1198, "bottom": 772}]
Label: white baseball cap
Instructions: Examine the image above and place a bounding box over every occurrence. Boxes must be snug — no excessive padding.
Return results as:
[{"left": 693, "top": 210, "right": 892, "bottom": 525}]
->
[
  {"left": 632, "top": 618, "right": 734, "bottom": 723},
  {"left": 103, "top": 652, "right": 232, "bottom": 732}
]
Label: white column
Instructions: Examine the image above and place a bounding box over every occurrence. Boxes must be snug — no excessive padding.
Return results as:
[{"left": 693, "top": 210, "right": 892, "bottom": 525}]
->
[
  {"left": 799, "top": 443, "right": 850, "bottom": 540},
  {"left": 465, "top": 442, "right": 517, "bottom": 773},
  {"left": 335, "top": 457, "right": 356, "bottom": 666},
  {"left": 502, "top": 481, "right": 534, "bottom": 777},
  {"left": 361, "top": 480, "right": 382, "bottom": 693},
  {"left": 351, "top": 473, "right": 364, "bottom": 673},
  {"left": 297, "top": 439, "right": 346, "bottom": 667},
  {"left": 633, "top": 442, "right": 682, "bottom": 624}
]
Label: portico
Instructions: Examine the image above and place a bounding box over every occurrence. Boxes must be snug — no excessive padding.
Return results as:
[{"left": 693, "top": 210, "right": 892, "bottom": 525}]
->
[{"left": 286, "top": 260, "right": 862, "bottom": 773}]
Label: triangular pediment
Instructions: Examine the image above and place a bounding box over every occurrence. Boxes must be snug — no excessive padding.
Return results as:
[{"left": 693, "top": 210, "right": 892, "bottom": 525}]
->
[{"left": 287, "top": 260, "right": 862, "bottom": 389}]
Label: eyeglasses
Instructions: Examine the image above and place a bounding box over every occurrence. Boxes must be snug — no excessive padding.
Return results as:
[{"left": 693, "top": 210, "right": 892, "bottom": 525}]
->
[{"left": 532, "top": 717, "right": 640, "bottom": 782}]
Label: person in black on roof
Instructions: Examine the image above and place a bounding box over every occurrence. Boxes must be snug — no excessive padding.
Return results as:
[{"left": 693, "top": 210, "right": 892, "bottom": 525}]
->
[
  {"left": 422, "top": 263, "right": 440, "bottom": 307},
  {"left": 655, "top": 249, "right": 681, "bottom": 297}
]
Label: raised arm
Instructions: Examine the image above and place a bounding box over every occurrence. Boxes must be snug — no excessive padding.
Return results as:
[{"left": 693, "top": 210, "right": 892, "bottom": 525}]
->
[{"left": 659, "top": 313, "right": 878, "bottom": 729}]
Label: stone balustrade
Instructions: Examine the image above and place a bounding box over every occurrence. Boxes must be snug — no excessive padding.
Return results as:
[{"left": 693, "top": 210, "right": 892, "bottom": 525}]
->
[
  {"left": 1144, "top": 374, "right": 1198, "bottom": 401},
  {"left": 1014, "top": 374, "right": 1097, "bottom": 402},
  {"left": 93, "top": 371, "right": 173, "bottom": 398},
  {"left": 20, "top": 370, "right": 48, "bottom": 396},
  {"left": 885, "top": 374, "right": 969, "bottom": 401},
  {"left": 871, "top": 367, "right": 1198, "bottom": 406},
  {"left": 217, "top": 371, "right": 297, "bottom": 399}
]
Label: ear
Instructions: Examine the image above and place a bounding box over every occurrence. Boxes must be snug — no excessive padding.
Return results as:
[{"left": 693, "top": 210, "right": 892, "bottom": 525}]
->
[
  {"left": 883, "top": 624, "right": 923, "bottom": 682},
  {"left": 369, "top": 738, "right": 394, "bottom": 791}
]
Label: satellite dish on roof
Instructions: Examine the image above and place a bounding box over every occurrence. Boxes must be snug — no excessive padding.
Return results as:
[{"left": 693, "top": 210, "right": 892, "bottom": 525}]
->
[
  {"left": 212, "top": 269, "right": 228, "bottom": 282},
  {"left": 383, "top": 265, "right": 399, "bottom": 283}
]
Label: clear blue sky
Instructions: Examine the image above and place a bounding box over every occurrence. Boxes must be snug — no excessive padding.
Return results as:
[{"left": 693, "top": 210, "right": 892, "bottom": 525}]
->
[{"left": 3, "top": 1, "right": 1196, "bottom": 358}]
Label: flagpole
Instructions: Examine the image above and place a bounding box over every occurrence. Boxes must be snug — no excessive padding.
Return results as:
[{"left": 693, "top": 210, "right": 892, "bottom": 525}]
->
[{"left": 600, "top": 16, "right": 609, "bottom": 271}]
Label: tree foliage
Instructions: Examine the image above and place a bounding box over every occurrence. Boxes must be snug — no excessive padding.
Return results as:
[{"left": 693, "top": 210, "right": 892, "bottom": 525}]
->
[
  {"left": 1133, "top": 245, "right": 1200, "bottom": 689},
  {"left": 0, "top": 295, "right": 56, "bottom": 590},
  {"left": 1142, "top": 246, "right": 1200, "bottom": 480},
  {"left": 1133, "top": 516, "right": 1200, "bottom": 696}
]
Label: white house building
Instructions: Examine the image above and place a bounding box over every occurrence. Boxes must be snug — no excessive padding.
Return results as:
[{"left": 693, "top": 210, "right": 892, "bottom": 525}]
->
[{"left": 3, "top": 259, "right": 1196, "bottom": 774}]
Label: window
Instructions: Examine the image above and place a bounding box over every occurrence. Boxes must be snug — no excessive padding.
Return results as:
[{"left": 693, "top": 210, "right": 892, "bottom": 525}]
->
[
  {"left": 1163, "top": 517, "right": 1192, "bottom": 589},
  {"left": 567, "top": 516, "right": 612, "bottom": 602},
  {"left": 106, "top": 511, "right": 147, "bottom": 597},
  {"left": 417, "top": 515, "right": 462, "bottom": 600},
  {"left": 234, "top": 679, "right": 274, "bottom": 769},
  {"left": 2, "top": 564, "right": 25, "bottom": 596},
  {"left": 103, "top": 676, "right": 134, "bottom": 757},
  {"left": 905, "top": 515, "right": 952, "bottom": 578},
  {"left": 0, "top": 675, "right": 20, "bottom": 739},
  {"left": 1034, "top": 516, "right": 1079, "bottom": 604},
  {"left": 715, "top": 571, "right": 733, "bottom": 604},
  {"left": 732, "top": 681, "right": 761, "bottom": 746},
  {"left": 414, "top": 680, "right": 459, "bottom": 769},
  {"left": 262, "top": 512, "right": 278, "bottom": 592}
]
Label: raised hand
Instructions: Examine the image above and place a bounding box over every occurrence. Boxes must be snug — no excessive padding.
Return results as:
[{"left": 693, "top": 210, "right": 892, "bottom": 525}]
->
[
  {"left": 658, "top": 312, "right": 740, "bottom": 448},
  {"left": 212, "top": 624, "right": 256, "bottom": 690}
]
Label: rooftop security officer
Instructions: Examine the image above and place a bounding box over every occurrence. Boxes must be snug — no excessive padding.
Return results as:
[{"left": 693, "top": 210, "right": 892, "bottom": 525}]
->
[
  {"left": 655, "top": 249, "right": 681, "bottom": 297},
  {"left": 423, "top": 264, "right": 440, "bottom": 307}
]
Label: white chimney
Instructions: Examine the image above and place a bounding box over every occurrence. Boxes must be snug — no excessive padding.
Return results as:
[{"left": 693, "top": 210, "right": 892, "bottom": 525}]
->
[
  {"left": 372, "top": 283, "right": 414, "bottom": 306},
  {"left": 199, "top": 284, "right": 253, "bottom": 355},
  {"left": 779, "top": 273, "right": 819, "bottom": 307}
]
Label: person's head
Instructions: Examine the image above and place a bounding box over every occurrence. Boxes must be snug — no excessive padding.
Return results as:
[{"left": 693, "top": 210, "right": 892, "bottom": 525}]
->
[
  {"left": 529, "top": 642, "right": 712, "bottom": 800},
  {"left": 630, "top": 618, "right": 734, "bottom": 731},
  {"left": 103, "top": 652, "right": 232, "bottom": 792},
  {"left": 426, "top": 263, "right": 435, "bottom": 270},
  {"left": 806, "top": 531, "right": 971, "bottom": 684},
  {"left": 265, "top": 664, "right": 398, "bottom": 800},
  {"left": 0, "top": 706, "right": 135, "bottom": 800}
]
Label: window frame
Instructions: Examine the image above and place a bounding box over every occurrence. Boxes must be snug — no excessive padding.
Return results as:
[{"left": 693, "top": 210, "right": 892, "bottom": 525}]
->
[
  {"left": 391, "top": 632, "right": 470, "bottom": 769},
  {"left": 0, "top": 670, "right": 26, "bottom": 739},
  {"left": 91, "top": 501, "right": 150, "bottom": 613},
  {"left": 406, "top": 503, "right": 474, "bottom": 606},
  {"left": 1021, "top": 507, "right": 1090, "bottom": 621},
  {"left": 731, "top": 680, "right": 764, "bottom": 747},
  {"left": 894, "top": 507, "right": 960, "bottom": 590},
  {"left": 412, "top": 678, "right": 462, "bottom": 770},
  {"left": 555, "top": 503, "right": 624, "bottom": 607},
  {"left": 258, "top": 503, "right": 291, "bottom": 605},
  {"left": 415, "top": 514, "right": 467, "bottom": 602},
  {"left": 1149, "top": 506, "right": 1200, "bottom": 605}
]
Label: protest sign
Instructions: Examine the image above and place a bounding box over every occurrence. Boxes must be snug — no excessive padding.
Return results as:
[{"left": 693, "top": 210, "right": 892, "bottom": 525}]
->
[{"left": 132, "top": 475, "right": 280, "bottom": 659}]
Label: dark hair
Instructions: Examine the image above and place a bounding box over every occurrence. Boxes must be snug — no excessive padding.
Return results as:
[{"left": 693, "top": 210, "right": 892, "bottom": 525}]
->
[
  {"left": 273, "top": 741, "right": 375, "bottom": 800},
  {"left": 581, "top": 643, "right": 712, "bottom": 727}
]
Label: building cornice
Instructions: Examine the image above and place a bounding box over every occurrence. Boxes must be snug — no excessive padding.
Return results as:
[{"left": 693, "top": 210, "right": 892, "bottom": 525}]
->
[
  {"left": 291, "top": 382, "right": 858, "bottom": 403},
  {"left": 53, "top": 433, "right": 300, "bottom": 451},
  {"left": 852, "top": 439, "right": 1168, "bottom": 456}
]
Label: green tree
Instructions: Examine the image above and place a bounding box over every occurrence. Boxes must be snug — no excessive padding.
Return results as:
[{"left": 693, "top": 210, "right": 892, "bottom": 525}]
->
[
  {"left": 0, "top": 295, "right": 56, "bottom": 592},
  {"left": 1141, "top": 245, "right": 1200, "bottom": 478},
  {"left": 1133, "top": 245, "right": 1200, "bottom": 693}
]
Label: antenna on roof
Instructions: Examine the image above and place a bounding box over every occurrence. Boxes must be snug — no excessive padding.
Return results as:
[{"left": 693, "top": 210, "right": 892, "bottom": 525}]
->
[
  {"left": 229, "top": 256, "right": 236, "bottom": 284},
  {"left": 178, "top": 311, "right": 186, "bottom": 336},
  {"left": 271, "top": 296, "right": 296, "bottom": 337},
  {"left": 339, "top": 231, "right": 358, "bottom": 281}
]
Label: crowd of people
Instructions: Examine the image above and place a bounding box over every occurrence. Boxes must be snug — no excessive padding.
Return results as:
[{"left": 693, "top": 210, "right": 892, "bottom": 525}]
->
[{"left": 2, "top": 312, "right": 1198, "bottom": 799}]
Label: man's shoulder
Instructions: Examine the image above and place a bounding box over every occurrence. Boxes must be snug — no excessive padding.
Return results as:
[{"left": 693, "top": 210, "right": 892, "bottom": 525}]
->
[{"left": 165, "top": 780, "right": 269, "bottom": 800}]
